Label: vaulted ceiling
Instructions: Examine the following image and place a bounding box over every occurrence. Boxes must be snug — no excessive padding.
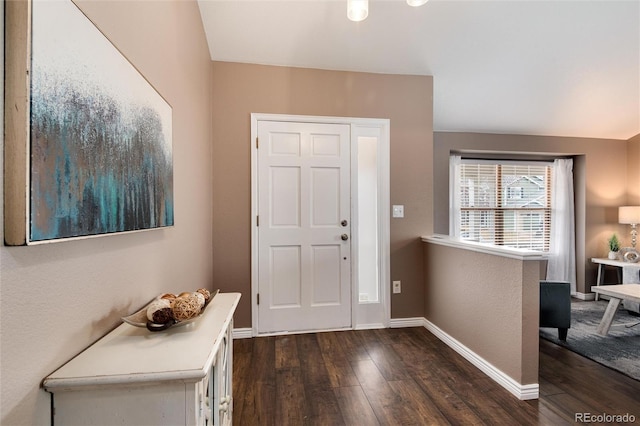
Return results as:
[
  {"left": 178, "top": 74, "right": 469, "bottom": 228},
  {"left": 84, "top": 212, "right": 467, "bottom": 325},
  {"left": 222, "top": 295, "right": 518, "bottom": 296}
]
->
[{"left": 197, "top": 0, "right": 640, "bottom": 140}]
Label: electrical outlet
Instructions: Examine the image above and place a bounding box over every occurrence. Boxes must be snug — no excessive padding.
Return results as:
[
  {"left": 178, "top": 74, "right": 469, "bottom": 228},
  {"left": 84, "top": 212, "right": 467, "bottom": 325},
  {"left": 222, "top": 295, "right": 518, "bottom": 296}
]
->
[{"left": 393, "top": 280, "right": 401, "bottom": 294}]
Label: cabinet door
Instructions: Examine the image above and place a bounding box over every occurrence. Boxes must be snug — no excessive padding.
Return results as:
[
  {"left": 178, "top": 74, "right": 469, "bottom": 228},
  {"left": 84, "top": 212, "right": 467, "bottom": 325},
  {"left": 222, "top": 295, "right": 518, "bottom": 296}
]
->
[
  {"left": 199, "top": 369, "right": 213, "bottom": 426},
  {"left": 213, "top": 320, "right": 233, "bottom": 425},
  {"left": 53, "top": 385, "right": 189, "bottom": 425}
]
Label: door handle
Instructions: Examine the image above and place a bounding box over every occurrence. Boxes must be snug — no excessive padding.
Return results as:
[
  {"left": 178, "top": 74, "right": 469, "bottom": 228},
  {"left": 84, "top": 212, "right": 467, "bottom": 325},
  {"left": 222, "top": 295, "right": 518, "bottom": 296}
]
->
[
  {"left": 341, "top": 220, "right": 348, "bottom": 227},
  {"left": 341, "top": 234, "right": 349, "bottom": 241}
]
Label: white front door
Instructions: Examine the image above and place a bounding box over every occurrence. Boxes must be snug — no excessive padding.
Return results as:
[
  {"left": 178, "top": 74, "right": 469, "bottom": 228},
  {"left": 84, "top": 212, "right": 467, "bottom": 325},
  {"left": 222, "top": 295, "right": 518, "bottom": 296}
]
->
[{"left": 257, "top": 121, "right": 351, "bottom": 334}]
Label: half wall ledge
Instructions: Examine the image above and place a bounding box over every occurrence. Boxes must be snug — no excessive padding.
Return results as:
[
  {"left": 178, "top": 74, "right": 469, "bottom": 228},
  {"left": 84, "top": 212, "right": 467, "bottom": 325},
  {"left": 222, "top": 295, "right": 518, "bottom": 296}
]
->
[
  {"left": 422, "top": 234, "right": 545, "bottom": 400},
  {"left": 422, "top": 234, "right": 547, "bottom": 261}
]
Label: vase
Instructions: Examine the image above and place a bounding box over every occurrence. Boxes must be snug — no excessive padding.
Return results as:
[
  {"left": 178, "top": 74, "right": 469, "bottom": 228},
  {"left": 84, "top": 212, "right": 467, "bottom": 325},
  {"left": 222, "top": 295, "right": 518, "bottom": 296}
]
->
[{"left": 608, "top": 251, "right": 619, "bottom": 260}]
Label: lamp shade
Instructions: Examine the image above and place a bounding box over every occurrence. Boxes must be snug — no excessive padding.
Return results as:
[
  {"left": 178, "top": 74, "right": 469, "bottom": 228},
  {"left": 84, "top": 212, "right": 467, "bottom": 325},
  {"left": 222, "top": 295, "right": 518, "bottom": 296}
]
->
[
  {"left": 347, "top": 0, "right": 368, "bottom": 21},
  {"left": 619, "top": 206, "right": 640, "bottom": 224},
  {"left": 407, "top": 0, "right": 428, "bottom": 6}
]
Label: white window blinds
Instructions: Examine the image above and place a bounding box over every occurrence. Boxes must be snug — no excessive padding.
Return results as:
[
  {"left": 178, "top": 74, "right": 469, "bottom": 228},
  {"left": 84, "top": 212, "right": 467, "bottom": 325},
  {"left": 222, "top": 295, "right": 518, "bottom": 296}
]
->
[{"left": 455, "top": 160, "right": 552, "bottom": 251}]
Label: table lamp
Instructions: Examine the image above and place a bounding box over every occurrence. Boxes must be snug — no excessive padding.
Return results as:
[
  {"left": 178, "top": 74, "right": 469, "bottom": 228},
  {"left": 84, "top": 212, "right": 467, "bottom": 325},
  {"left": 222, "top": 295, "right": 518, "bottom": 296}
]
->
[{"left": 619, "top": 206, "right": 640, "bottom": 248}]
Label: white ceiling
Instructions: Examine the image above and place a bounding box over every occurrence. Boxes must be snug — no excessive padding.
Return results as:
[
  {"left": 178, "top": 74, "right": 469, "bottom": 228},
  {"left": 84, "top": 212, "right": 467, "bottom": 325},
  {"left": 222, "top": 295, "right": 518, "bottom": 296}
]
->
[{"left": 197, "top": 0, "right": 640, "bottom": 140}]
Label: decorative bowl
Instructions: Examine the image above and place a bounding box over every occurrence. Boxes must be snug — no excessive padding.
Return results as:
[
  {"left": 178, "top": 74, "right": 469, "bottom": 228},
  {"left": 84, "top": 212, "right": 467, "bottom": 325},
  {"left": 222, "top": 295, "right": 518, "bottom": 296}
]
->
[{"left": 122, "top": 289, "right": 219, "bottom": 331}]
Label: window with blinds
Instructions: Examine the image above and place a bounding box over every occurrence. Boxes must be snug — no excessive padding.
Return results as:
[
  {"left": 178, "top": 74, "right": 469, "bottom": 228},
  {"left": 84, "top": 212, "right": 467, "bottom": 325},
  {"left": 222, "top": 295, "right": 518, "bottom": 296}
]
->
[{"left": 456, "top": 161, "right": 552, "bottom": 251}]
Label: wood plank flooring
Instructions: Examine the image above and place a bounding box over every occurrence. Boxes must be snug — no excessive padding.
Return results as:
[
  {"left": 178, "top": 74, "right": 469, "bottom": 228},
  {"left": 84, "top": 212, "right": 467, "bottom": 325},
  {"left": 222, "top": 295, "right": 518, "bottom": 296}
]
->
[{"left": 233, "top": 327, "right": 640, "bottom": 425}]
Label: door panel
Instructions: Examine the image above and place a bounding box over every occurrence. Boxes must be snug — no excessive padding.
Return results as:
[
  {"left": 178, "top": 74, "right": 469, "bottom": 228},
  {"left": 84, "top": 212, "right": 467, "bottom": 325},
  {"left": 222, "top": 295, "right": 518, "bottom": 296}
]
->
[
  {"left": 311, "top": 245, "right": 342, "bottom": 305},
  {"left": 311, "top": 167, "right": 340, "bottom": 226},
  {"left": 270, "top": 245, "right": 301, "bottom": 308},
  {"left": 258, "top": 121, "right": 351, "bottom": 333},
  {"left": 270, "top": 132, "right": 301, "bottom": 156},
  {"left": 270, "top": 167, "right": 300, "bottom": 227}
]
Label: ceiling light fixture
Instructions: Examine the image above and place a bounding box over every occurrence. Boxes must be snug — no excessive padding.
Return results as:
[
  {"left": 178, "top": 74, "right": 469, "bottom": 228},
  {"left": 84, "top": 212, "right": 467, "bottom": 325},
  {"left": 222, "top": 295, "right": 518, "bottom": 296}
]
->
[
  {"left": 347, "top": 0, "right": 368, "bottom": 22},
  {"left": 347, "top": 0, "right": 428, "bottom": 22}
]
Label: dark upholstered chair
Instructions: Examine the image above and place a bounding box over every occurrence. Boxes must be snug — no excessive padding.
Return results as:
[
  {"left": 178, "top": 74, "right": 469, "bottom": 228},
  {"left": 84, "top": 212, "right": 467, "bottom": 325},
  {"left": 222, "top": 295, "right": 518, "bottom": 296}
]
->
[{"left": 540, "top": 280, "right": 571, "bottom": 341}]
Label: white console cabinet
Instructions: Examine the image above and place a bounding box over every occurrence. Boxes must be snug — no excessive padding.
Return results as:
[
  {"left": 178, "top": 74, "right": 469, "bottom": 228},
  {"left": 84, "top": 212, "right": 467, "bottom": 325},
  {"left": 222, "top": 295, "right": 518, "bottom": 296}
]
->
[{"left": 43, "top": 292, "right": 240, "bottom": 426}]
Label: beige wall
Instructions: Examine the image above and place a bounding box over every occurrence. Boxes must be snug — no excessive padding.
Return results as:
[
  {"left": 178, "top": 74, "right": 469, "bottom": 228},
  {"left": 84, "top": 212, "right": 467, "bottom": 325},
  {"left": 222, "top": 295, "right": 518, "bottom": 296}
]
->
[
  {"left": 424, "top": 132, "right": 637, "bottom": 391},
  {"left": 424, "top": 241, "right": 541, "bottom": 385},
  {"left": 433, "top": 132, "right": 629, "bottom": 295},
  {"left": 629, "top": 133, "right": 640, "bottom": 204},
  {"left": 0, "top": 1, "right": 213, "bottom": 424},
  {"left": 211, "top": 62, "right": 433, "bottom": 327}
]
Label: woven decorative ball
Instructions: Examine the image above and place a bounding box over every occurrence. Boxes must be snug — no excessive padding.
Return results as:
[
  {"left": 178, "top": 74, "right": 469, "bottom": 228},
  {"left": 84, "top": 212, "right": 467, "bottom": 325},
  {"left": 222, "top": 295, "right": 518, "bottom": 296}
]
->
[
  {"left": 172, "top": 295, "right": 202, "bottom": 321},
  {"left": 147, "top": 299, "right": 172, "bottom": 322},
  {"left": 192, "top": 292, "right": 206, "bottom": 309},
  {"left": 196, "top": 288, "right": 211, "bottom": 303},
  {"left": 151, "top": 308, "right": 174, "bottom": 324}
]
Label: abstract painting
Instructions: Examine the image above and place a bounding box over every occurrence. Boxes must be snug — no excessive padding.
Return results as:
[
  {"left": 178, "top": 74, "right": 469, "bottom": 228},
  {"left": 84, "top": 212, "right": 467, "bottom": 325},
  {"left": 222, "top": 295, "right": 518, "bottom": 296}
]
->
[{"left": 28, "top": 0, "right": 173, "bottom": 242}]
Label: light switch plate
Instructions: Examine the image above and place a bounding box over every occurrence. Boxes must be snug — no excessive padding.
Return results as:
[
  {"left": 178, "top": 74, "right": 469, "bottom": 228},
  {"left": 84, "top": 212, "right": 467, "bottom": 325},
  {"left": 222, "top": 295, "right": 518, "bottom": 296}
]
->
[{"left": 392, "top": 205, "right": 404, "bottom": 218}]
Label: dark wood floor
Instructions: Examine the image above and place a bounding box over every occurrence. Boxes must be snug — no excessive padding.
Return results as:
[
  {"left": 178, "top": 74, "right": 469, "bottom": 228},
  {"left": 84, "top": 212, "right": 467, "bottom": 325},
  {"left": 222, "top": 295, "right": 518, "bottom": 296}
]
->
[{"left": 232, "top": 327, "right": 640, "bottom": 425}]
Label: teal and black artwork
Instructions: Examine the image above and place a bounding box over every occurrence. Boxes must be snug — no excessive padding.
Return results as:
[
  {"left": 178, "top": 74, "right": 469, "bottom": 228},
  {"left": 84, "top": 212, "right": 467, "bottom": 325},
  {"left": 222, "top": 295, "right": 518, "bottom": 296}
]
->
[{"left": 29, "top": 0, "right": 173, "bottom": 242}]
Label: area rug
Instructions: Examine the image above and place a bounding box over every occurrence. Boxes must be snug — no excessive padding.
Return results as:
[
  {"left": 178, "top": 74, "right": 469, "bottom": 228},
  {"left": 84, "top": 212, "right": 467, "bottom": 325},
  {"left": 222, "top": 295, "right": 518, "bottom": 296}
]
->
[{"left": 540, "top": 300, "right": 640, "bottom": 381}]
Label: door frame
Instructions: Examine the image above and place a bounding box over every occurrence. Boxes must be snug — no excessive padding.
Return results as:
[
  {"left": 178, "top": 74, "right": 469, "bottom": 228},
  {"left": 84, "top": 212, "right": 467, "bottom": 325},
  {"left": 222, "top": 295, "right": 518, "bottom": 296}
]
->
[{"left": 250, "top": 113, "right": 390, "bottom": 336}]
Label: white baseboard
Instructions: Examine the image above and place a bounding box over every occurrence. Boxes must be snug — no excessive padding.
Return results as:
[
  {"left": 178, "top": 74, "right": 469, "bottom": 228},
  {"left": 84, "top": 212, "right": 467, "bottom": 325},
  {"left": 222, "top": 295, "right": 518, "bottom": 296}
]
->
[
  {"left": 238, "top": 321, "right": 403, "bottom": 335},
  {"left": 573, "top": 291, "right": 595, "bottom": 301},
  {"left": 388, "top": 317, "right": 426, "bottom": 328},
  {"left": 233, "top": 328, "right": 253, "bottom": 339},
  {"left": 354, "top": 323, "right": 386, "bottom": 330},
  {"left": 391, "top": 317, "right": 539, "bottom": 400}
]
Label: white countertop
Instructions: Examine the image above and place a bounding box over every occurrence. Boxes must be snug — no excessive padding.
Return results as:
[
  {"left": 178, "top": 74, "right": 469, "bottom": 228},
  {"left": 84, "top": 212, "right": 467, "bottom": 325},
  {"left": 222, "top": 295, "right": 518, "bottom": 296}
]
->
[{"left": 422, "top": 234, "right": 547, "bottom": 261}]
